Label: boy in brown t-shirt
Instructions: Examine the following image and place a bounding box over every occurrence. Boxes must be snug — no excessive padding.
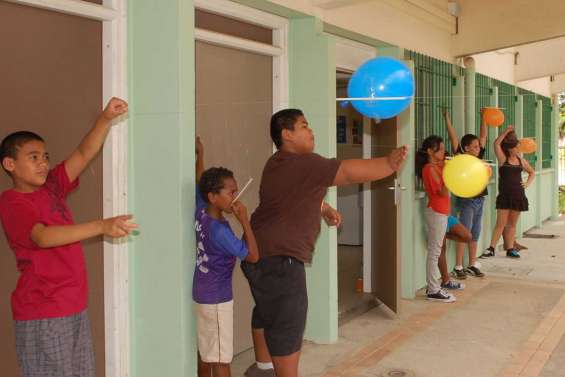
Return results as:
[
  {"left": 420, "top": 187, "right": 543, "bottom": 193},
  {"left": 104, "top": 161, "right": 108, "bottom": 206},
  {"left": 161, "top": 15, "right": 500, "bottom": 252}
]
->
[{"left": 242, "top": 109, "right": 408, "bottom": 377}]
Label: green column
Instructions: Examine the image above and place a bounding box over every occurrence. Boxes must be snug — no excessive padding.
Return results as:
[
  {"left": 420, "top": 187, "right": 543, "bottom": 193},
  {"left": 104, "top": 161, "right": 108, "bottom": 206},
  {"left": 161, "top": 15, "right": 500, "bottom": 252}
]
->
[
  {"left": 398, "top": 60, "right": 416, "bottom": 299},
  {"left": 535, "top": 99, "right": 543, "bottom": 227},
  {"left": 552, "top": 94, "right": 560, "bottom": 220},
  {"left": 465, "top": 66, "right": 476, "bottom": 135},
  {"left": 129, "top": 1, "right": 196, "bottom": 376},
  {"left": 515, "top": 95, "right": 524, "bottom": 239},
  {"left": 289, "top": 17, "right": 338, "bottom": 344},
  {"left": 453, "top": 74, "right": 466, "bottom": 140}
]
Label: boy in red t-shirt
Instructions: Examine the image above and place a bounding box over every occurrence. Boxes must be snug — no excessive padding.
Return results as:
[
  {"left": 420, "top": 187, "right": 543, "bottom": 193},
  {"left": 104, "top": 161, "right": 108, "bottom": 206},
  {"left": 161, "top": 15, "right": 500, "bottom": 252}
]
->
[{"left": 0, "top": 97, "right": 137, "bottom": 377}]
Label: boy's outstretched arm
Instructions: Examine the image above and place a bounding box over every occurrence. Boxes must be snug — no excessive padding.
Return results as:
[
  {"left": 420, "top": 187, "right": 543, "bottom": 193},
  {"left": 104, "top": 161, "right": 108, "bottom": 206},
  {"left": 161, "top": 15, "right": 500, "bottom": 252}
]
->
[
  {"left": 31, "top": 215, "right": 138, "bottom": 249},
  {"left": 65, "top": 97, "right": 128, "bottom": 182},
  {"left": 333, "top": 146, "right": 408, "bottom": 186}
]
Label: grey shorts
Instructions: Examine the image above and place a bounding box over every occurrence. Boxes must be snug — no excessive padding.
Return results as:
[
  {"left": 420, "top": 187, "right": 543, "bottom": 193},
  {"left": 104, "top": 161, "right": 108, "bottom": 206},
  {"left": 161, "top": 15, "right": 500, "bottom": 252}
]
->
[{"left": 15, "top": 310, "right": 95, "bottom": 377}]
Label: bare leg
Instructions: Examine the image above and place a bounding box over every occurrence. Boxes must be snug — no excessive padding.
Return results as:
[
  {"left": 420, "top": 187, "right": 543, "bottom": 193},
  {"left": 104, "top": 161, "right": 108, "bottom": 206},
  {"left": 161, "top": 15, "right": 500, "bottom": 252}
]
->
[
  {"left": 198, "top": 353, "right": 212, "bottom": 377},
  {"left": 438, "top": 238, "right": 450, "bottom": 284},
  {"left": 489, "top": 209, "right": 510, "bottom": 248},
  {"left": 211, "top": 363, "right": 231, "bottom": 377},
  {"left": 272, "top": 351, "right": 301, "bottom": 377},
  {"left": 252, "top": 328, "right": 272, "bottom": 363},
  {"left": 502, "top": 225, "right": 512, "bottom": 249},
  {"left": 505, "top": 211, "right": 521, "bottom": 249},
  {"left": 468, "top": 241, "right": 478, "bottom": 266},
  {"left": 455, "top": 241, "right": 465, "bottom": 267}
]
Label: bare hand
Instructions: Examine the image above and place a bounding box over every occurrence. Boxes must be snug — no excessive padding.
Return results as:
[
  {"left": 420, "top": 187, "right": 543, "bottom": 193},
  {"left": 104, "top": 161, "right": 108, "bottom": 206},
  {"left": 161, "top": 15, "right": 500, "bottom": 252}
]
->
[
  {"left": 231, "top": 201, "right": 249, "bottom": 224},
  {"left": 102, "top": 97, "right": 128, "bottom": 121},
  {"left": 322, "top": 203, "right": 342, "bottom": 227},
  {"left": 102, "top": 214, "right": 138, "bottom": 237},
  {"left": 196, "top": 136, "right": 203, "bottom": 156},
  {"left": 505, "top": 125, "right": 514, "bottom": 134},
  {"left": 387, "top": 145, "right": 409, "bottom": 172},
  {"left": 521, "top": 181, "right": 529, "bottom": 189},
  {"left": 443, "top": 109, "right": 450, "bottom": 118}
]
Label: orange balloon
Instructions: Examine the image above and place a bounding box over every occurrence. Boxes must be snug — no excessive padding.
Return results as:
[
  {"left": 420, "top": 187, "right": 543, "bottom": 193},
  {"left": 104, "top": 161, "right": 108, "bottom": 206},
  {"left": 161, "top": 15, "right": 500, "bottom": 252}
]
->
[
  {"left": 483, "top": 107, "right": 505, "bottom": 127},
  {"left": 518, "top": 138, "right": 537, "bottom": 154}
]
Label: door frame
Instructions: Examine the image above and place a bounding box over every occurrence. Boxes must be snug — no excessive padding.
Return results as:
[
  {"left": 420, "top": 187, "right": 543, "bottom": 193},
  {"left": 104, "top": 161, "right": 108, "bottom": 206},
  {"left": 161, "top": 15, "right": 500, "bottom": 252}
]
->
[
  {"left": 335, "top": 37, "right": 376, "bottom": 293},
  {"left": 194, "top": 0, "right": 289, "bottom": 113},
  {"left": 6, "top": 1, "right": 129, "bottom": 376}
]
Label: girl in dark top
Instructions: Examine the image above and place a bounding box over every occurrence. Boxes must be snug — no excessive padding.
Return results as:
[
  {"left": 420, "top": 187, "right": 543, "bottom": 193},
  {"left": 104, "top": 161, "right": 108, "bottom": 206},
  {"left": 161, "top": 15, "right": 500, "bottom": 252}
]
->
[{"left": 482, "top": 126, "right": 535, "bottom": 259}]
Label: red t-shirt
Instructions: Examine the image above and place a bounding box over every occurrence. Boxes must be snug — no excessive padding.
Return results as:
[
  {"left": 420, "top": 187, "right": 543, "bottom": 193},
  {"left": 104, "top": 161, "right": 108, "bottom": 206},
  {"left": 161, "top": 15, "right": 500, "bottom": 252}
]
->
[
  {"left": 0, "top": 163, "right": 88, "bottom": 320},
  {"left": 422, "top": 163, "right": 450, "bottom": 215}
]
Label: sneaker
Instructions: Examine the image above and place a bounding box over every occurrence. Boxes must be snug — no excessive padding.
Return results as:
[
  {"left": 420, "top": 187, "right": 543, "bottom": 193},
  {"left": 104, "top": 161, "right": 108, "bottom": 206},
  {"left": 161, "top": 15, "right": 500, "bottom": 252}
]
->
[
  {"left": 465, "top": 265, "right": 485, "bottom": 277},
  {"left": 244, "top": 364, "right": 276, "bottom": 377},
  {"left": 451, "top": 268, "right": 467, "bottom": 280},
  {"left": 441, "top": 280, "right": 465, "bottom": 290},
  {"left": 479, "top": 247, "right": 495, "bottom": 258},
  {"left": 506, "top": 249, "right": 521, "bottom": 258},
  {"left": 427, "top": 289, "right": 456, "bottom": 303}
]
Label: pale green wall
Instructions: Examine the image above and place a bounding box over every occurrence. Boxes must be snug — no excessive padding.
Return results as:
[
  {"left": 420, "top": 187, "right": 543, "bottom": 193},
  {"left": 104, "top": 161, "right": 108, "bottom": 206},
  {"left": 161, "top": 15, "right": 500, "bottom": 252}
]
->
[
  {"left": 288, "top": 17, "right": 339, "bottom": 344},
  {"left": 129, "top": 1, "right": 196, "bottom": 376}
]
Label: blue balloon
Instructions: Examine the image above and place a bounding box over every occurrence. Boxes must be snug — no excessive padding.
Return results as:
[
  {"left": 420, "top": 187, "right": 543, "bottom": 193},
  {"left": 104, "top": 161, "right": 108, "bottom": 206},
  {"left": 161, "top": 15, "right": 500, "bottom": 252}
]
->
[
  {"left": 339, "top": 100, "right": 350, "bottom": 108},
  {"left": 347, "top": 57, "right": 414, "bottom": 119}
]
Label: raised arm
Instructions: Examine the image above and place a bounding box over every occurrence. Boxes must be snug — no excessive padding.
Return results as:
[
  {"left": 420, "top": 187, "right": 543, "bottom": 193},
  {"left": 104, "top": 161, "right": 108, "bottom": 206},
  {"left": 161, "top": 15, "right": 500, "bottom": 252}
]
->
[
  {"left": 494, "top": 125, "right": 513, "bottom": 164},
  {"left": 196, "top": 136, "right": 204, "bottom": 182},
  {"left": 443, "top": 110, "right": 459, "bottom": 153},
  {"left": 333, "top": 146, "right": 408, "bottom": 186},
  {"left": 65, "top": 97, "right": 128, "bottom": 182},
  {"left": 479, "top": 108, "right": 488, "bottom": 148},
  {"left": 31, "top": 215, "right": 137, "bottom": 248}
]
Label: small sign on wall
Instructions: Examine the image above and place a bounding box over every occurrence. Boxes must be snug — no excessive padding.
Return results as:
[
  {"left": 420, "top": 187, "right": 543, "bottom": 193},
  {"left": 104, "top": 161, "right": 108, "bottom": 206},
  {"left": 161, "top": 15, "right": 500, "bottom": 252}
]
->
[{"left": 337, "top": 115, "right": 347, "bottom": 144}]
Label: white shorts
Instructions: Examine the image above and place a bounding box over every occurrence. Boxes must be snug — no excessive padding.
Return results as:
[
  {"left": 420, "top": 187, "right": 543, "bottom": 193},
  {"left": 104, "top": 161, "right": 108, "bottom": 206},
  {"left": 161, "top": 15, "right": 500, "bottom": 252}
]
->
[{"left": 195, "top": 300, "right": 233, "bottom": 364}]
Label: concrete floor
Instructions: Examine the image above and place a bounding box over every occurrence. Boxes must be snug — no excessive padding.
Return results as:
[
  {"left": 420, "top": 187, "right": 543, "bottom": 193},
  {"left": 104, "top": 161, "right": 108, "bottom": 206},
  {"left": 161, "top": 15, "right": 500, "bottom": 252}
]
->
[{"left": 232, "top": 217, "right": 565, "bottom": 377}]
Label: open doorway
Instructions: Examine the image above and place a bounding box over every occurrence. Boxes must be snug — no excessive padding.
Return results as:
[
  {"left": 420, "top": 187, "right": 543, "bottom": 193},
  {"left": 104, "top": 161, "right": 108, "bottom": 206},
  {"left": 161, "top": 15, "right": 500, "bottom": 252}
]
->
[
  {"left": 335, "top": 38, "right": 402, "bottom": 321},
  {"left": 336, "top": 71, "right": 376, "bottom": 321}
]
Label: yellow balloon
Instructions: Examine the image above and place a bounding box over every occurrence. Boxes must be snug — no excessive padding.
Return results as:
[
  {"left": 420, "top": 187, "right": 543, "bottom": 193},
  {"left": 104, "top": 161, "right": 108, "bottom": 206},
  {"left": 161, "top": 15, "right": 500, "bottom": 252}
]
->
[{"left": 443, "top": 154, "right": 489, "bottom": 198}]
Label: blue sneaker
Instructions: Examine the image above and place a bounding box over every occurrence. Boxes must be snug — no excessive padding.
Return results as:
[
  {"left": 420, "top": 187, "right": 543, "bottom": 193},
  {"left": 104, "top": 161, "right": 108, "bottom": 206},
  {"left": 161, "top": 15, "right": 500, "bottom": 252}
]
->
[
  {"left": 426, "top": 289, "right": 456, "bottom": 303},
  {"left": 441, "top": 280, "right": 465, "bottom": 290},
  {"left": 506, "top": 249, "right": 520, "bottom": 258}
]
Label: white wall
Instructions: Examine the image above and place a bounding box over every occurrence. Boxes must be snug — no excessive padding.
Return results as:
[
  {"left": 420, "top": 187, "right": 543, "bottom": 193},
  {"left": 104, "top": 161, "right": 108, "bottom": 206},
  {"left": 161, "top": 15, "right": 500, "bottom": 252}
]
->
[
  {"left": 266, "top": 0, "right": 455, "bottom": 61},
  {"left": 472, "top": 49, "right": 516, "bottom": 84},
  {"left": 518, "top": 77, "right": 552, "bottom": 97}
]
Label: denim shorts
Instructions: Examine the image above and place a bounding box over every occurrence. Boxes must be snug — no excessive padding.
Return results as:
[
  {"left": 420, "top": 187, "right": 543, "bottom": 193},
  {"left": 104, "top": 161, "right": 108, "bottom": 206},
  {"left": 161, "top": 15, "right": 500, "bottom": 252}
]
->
[{"left": 456, "top": 196, "right": 485, "bottom": 241}]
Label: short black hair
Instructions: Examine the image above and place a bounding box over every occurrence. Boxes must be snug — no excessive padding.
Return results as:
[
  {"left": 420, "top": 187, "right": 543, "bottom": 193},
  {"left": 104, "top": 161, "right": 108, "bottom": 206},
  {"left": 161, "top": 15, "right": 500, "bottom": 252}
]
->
[
  {"left": 0, "top": 131, "right": 45, "bottom": 175},
  {"left": 198, "top": 167, "right": 234, "bottom": 204},
  {"left": 270, "top": 109, "right": 304, "bottom": 149},
  {"left": 459, "top": 134, "right": 479, "bottom": 153}
]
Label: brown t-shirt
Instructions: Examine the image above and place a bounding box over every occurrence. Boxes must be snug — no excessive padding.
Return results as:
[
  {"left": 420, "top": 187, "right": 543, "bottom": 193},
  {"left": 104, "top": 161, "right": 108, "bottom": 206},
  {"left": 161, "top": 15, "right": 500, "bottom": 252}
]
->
[{"left": 250, "top": 151, "right": 341, "bottom": 263}]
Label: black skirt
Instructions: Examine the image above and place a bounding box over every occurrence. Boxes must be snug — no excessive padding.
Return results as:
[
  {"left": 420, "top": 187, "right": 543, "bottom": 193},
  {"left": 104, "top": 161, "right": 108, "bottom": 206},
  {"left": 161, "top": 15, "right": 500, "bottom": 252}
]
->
[{"left": 496, "top": 193, "right": 529, "bottom": 211}]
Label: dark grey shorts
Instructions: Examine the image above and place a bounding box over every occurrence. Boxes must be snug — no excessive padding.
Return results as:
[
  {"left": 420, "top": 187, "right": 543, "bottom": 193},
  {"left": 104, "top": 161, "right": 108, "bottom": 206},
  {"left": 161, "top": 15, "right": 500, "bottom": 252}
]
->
[
  {"left": 242, "top": 256, "right": 308, "bottom": 357},
  {"left": 14, "top": 310, "right": 95, "bottom": 377}
]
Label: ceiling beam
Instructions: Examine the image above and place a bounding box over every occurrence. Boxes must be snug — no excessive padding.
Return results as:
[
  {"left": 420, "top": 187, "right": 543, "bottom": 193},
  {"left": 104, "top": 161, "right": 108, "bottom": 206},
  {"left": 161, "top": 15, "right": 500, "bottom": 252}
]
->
[
  {"left": 453, "top": 0, "right": 565, "bottom": 57},
  {"left": 514, "top": 37, "right": 565, "bottom": 81}
]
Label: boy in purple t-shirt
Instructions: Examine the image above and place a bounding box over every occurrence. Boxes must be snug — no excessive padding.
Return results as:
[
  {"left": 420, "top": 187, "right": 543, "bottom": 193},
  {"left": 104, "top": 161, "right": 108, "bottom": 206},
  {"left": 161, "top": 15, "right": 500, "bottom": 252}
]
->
[{"left": 193, "top": 138, "right": 259, "bottom": 377}]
